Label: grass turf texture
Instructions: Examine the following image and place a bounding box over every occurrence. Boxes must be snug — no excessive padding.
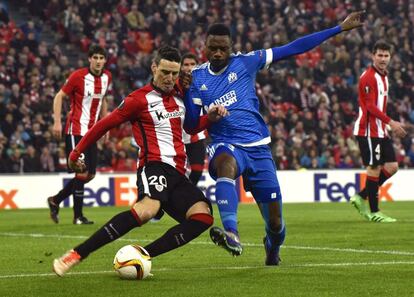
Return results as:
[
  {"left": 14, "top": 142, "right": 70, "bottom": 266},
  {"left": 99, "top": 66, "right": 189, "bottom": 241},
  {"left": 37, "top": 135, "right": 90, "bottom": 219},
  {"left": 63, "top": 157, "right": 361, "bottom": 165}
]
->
[{"left": 1, "top": 202, "right": 414, "bottom": 297}]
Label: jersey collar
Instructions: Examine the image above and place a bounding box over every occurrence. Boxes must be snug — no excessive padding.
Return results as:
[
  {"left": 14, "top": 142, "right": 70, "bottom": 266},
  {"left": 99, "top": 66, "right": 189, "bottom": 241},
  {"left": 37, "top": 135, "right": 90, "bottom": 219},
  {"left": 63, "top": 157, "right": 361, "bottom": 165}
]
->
[
  {"left": 372, "top": 65, "right": 388, "bottom": 76},
  {"left": 207, "top": 62, "right": 229, "bottom": 75},
  {"left": 88, "top": 68, "right": 104, "bottom": 77}
]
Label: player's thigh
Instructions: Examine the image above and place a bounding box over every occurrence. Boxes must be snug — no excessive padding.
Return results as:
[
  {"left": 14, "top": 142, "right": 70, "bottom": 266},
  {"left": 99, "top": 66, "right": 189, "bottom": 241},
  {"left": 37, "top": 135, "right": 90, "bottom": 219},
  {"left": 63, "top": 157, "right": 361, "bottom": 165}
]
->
[
  {"left": 132, "top": 196, "right": 161, "bottom": 223},
  {"left": 356, "top": 136, "right": 383, "bottom": 167},
  {"left": 206, "top": 143, "right": 246, "bottom": 179},
  {"left": 245, "top": 148, "right": 282, "bottom": 203},
  {"left": 164, "top": 177, "right": 212, "bottom": 223}
]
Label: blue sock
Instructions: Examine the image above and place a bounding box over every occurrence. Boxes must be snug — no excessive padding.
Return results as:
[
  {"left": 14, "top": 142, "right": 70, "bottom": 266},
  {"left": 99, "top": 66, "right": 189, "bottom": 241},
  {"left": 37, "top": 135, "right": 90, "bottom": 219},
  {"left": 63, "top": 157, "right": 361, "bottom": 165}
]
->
[
  {"left": 262, "top": 200, "right": 286, "bottom": 251},
  {"left": 215, "top": 177, "right": 238, "bottom": 234},
  {"left": 265, "top": 223, "right": 285, "bottom": 253}
]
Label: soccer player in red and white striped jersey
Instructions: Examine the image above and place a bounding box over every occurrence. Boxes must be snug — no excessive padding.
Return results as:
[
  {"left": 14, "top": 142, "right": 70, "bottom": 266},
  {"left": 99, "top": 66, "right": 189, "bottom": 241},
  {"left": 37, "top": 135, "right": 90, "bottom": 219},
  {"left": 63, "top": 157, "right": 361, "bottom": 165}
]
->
[
  {"left": 52, "top": 46, "right": 228, "bottom": 276},
  {"left": 47, "top": 45, "right": 112, "bottom": 225},
  {"left": 181, "top": 53, "right": 208, "bottom": 185},
  {"left": 350, "top": 40, "right": 407, "bottom": 223}
]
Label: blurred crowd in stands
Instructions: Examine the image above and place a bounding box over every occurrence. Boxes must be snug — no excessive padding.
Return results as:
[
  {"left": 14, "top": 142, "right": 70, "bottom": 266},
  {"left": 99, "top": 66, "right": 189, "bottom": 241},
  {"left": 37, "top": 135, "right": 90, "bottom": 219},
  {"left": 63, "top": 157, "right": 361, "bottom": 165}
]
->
[{"left": 1, "top": 0, "right": 414, "bottom": 173}]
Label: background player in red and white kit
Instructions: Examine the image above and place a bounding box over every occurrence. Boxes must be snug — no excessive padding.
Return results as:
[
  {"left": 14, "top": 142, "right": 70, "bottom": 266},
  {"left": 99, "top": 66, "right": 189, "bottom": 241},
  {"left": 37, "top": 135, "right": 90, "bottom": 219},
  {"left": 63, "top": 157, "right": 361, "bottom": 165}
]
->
[
  {"left": 47, "top": 45, "right": 112, "bottom": 225},
  {"left": 350, "top": 40, "right": 407, "bottom": 223},
  {"left": 52, "top": 45, "right": 228, "bottom": 276},
  {"left": 181, "top": 53, "right": 208, "bottom": 185}
]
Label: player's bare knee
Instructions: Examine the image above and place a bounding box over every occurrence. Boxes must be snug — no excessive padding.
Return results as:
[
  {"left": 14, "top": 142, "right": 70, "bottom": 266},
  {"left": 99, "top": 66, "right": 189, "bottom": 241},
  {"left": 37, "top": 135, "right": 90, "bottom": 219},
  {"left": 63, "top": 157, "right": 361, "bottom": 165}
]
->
[
  {"left": 186, "top": 201, "right": 212, "bottom": 219},
  {"left": 384, "top": 162, "right": 398, "bottom": 175},
  {"left": 214, "top": 154, "right": 237, "bottom": 178},
  {"left": 132, "top": 198, "right": 161, "bottom": 223},
  {"left": 187, "top": 202, "right": 214, "bottom": 230},
  {"left": 268, "top": 217, "right": 283, "bottom": 233},
  {"left": 367, "top": 166, "right": 381, "bottom": 176}
]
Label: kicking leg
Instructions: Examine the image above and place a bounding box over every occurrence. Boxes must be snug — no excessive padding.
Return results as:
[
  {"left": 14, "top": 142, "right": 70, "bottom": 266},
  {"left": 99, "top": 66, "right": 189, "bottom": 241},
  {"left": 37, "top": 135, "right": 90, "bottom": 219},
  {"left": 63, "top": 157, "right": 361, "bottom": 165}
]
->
[
  {"left": 53, "top": 196, "right": 159, "bottom": 276},
  {"left": 144, "top": 201, "right": 213, "bottom": 257}
]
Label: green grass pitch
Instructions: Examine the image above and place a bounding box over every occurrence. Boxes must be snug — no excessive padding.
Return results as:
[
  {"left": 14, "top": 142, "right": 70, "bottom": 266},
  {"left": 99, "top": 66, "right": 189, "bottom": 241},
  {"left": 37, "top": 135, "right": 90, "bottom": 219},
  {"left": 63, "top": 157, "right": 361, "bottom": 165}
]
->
[{"left": 1, "top": 202, "right": 414, "bottom": 297}]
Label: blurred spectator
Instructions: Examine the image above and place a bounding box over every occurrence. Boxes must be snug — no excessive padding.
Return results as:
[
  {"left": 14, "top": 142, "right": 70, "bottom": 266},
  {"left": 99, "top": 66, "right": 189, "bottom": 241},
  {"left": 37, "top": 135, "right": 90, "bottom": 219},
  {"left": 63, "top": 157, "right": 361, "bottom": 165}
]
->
[
  {"left": 39, "top": 146, "right": 55, "bottom": 172},
  {"left": 22, "top": 145, "right": 42, "bottom": 172},
  {"left": 0, "top": 0, "right": 412, "bottom": 174}
]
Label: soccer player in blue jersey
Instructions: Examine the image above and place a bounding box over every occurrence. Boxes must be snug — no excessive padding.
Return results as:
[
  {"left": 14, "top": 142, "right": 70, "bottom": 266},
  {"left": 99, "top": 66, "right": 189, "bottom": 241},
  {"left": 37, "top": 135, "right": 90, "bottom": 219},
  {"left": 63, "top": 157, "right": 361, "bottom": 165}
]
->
[{"left": 184, "top": 11, "right": 364, "bottom": 265}]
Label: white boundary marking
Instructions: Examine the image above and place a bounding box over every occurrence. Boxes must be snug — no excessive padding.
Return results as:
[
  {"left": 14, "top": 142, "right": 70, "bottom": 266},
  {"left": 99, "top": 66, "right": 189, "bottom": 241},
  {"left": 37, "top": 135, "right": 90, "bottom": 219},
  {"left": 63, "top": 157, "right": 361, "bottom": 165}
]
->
[
  {"left": 1, "top": 232, "right": 414, "bottom": 256},
  {"left": 2, "top": 261, "right": 414, "bottom": 279}
]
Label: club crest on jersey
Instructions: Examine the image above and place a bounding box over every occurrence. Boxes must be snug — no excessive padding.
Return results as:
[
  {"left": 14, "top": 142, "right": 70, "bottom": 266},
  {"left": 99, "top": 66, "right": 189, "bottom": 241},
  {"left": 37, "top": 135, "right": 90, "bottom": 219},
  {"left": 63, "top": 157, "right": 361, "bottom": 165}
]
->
[{"left": 228, "top": 72, "right": 238, "bottom": 84}]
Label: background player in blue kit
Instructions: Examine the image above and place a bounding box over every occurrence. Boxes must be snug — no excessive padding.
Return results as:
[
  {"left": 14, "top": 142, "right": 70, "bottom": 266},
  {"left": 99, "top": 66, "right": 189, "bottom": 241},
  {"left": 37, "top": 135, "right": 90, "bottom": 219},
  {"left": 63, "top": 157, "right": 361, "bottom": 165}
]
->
[{"left": 184, "top": 12, "right": 364, "bottom": 265}]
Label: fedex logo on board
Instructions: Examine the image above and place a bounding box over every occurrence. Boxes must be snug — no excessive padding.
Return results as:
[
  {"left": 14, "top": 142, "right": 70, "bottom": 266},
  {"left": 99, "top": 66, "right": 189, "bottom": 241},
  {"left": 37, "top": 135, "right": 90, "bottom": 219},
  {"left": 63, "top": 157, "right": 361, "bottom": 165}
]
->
[
  {"left": 63, "top": 177, "right": 137, "bottom": 207},
  {"left": 314, "top": 173, "right": 394, "bottom": 202}
]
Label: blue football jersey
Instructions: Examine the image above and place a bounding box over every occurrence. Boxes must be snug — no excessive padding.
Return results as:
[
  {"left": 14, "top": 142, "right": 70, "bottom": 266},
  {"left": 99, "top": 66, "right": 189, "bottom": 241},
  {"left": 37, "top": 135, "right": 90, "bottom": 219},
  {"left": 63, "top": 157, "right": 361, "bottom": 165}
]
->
[{"left": 189, "top": 49, "right": 273, "bottom": 145}]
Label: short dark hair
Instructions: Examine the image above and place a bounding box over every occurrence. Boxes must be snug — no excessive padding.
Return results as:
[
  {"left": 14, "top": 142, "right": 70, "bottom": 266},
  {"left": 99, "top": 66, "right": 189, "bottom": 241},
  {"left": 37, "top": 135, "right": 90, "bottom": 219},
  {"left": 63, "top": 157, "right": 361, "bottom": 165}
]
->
[
  {"left": 88, "top": 44, "right": 107, "bottom": 58},
  {"left": 207, "top": 23, "right": 231, "bottom": 37},
  {"left": 372, "top": 40, "right": 392, "bottom": 54},
  {"left": 153, "top": 45, "right": 181, "bottom": 65},
  {"left": 181, "top": 52, "right": 198, "bottom": 64}
]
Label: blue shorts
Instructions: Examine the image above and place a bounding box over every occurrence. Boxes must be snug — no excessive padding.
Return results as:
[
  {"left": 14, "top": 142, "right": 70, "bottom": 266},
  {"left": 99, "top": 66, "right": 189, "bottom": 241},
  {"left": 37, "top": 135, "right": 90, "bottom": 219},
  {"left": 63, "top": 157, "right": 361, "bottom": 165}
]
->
[{"left": 207, "top": 143, "right": 282, "bottom": 203}]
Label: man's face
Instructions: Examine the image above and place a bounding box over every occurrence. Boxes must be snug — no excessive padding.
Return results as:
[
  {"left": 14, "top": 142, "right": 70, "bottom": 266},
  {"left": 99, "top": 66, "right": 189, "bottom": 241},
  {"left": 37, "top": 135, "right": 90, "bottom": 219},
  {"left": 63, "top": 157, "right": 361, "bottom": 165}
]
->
[
  {"left": 88, "top": 53, "right": 106, "bottom": 75},
  {"left": 205, "top": 35, "right": 231, "bottom": 70},
  {"left": 181, "top": 58, "right": 197, "bottom": 73},
  {"left": 152, "top": 58, "right": 180, "bottom": 93},
  {"left": 372, "top": 49, "right": 391, "bottom": 73}
]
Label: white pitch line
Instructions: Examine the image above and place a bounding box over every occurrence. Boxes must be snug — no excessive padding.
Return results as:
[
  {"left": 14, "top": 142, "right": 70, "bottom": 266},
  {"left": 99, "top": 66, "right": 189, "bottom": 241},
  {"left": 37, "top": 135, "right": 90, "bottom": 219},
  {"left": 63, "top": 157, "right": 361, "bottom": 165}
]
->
[
  {"left": 1, "top": 232, "right": 414, "bottom": 256},
  {"left": 2, "top": 261, "right": 414, "bottom": 279}
]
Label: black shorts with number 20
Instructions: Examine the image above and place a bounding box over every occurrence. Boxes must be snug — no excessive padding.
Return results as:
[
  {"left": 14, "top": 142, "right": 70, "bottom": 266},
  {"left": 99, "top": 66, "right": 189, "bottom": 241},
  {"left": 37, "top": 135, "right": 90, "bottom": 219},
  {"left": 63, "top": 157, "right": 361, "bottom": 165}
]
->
[
  {"left": 136, "top": 161, "right": 212, "bottom": 223},
  {"left": 356, "top": 136, "right": 396, "bottom": 167}
]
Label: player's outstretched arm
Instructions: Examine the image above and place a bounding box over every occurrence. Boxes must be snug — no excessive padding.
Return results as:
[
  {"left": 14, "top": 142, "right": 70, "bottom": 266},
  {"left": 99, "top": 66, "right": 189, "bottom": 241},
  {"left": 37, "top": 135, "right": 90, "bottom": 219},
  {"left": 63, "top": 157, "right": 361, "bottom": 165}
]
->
[
  {"left": 68, "top": 112, "right": 123, "bottom": 172},
  {"left": 68, "top": 98, "right": 138, "bottom": 172},
  {"left": 272, "top": 11, "right": 364, "bottom": 62}
]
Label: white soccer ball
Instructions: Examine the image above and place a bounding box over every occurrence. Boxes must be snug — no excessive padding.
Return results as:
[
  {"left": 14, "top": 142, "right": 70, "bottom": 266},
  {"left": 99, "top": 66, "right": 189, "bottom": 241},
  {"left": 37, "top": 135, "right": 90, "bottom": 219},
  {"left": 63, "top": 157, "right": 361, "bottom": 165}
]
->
[{"left": 113, "top": 245, "right": 152, "bottom": 280}]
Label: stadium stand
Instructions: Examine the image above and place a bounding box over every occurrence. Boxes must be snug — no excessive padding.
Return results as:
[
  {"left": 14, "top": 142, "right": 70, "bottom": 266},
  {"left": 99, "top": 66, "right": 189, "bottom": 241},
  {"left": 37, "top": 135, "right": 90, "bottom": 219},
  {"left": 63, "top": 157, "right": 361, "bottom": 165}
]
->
[{"left": 0, "top": 0, "right": 413, "bottom": 173}]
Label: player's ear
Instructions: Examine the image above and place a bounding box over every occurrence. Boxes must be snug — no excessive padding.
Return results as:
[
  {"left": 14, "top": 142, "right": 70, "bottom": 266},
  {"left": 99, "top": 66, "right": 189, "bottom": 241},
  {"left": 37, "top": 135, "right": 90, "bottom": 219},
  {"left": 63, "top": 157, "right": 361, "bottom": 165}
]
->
[{"left": 151, "top": 62, "right": 157, "bottom": 75}]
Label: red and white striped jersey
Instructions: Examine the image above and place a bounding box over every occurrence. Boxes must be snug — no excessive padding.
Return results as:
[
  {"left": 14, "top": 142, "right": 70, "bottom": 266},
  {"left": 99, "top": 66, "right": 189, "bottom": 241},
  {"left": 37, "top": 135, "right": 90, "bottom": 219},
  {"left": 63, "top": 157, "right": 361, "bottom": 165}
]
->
[
  {"left": 63, "top": 68, "right": 112, "bottom": 136},
  {"left": 353, "top": 66, "right": 391, "bottom": 138},
  {"left": 129, "top": 85, "right": 187, "bottom": 174},
  {"left": 73, "top": 83, "right": 211, "bottom": 175}
]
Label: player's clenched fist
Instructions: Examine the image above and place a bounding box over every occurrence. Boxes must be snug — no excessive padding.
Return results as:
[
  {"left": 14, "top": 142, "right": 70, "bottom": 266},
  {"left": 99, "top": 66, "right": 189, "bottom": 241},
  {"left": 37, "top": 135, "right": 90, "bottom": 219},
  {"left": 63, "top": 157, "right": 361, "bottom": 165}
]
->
[{"left": 207, "top": 104, "right": 229, "bottom": 122}]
